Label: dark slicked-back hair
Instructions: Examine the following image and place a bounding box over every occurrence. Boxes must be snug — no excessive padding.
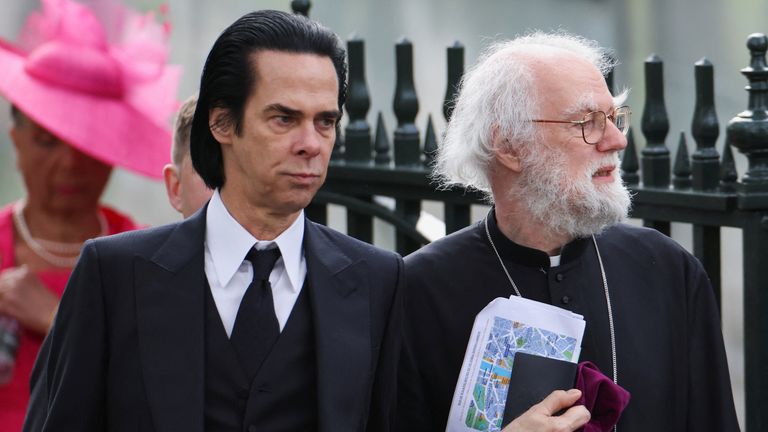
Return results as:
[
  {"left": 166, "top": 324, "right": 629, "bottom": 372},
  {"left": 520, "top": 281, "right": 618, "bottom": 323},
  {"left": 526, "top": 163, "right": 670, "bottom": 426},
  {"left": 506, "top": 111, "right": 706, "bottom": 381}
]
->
[{"left": 190, "top": 9, "right": 347, "bottom": 189}]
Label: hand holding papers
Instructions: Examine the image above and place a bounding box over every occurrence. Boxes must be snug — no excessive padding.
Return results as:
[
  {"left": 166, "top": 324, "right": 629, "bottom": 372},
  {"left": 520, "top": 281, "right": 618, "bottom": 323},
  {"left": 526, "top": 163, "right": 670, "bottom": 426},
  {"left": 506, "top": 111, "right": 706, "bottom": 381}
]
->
[{"left": 446, "top": 296, "right": 586, "bottom": 432}]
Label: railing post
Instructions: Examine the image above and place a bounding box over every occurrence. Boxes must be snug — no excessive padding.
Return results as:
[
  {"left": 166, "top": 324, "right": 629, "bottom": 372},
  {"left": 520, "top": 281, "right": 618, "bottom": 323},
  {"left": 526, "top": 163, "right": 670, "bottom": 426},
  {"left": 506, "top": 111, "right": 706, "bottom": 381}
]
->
[
  {"left": 393, "top": 38, "right": 422, "bottom": 254},
  {"left": 742, "top": 213, "right": 768, "bottom": 432},
  {"left": 443, "top": 41, "right": 464, "bottom": 121},
  {"left": 640, "top": 54, "right": 671, "bottom": 235},
  {"left": 693, "top": 223, "right": 721, "bottom": 313},
  {"left": 290, "top": 0, "right": 310, "bottom": 16},
  {"left": 344, "top": 36, "right": 374, "bottom": 243},
  {"left": 393, "top": 38, "right": 421, "bottom": 166},
  {"left": 728, "top": 33, "right": 768, "bottom": 209},
  {"left": 442, "top": 41, "right": 471, "bottom": 234},
  {"left": 305, "top": 203, "right": 326, "bottom": 225},
  {"left": 345, "top": 37, "right": 372, "bottom": 164},
  {"left": 691, "top": 58, "right": 721, "bottom": 191},
  {"left": 641, "top": 54, "right": 671, "bottom": 188},
  {"left": 727, "top": 33, "right": 768, "bottom": 430},
  {"left": 688, "top": 57, "right": 724, "bottom": 312}
]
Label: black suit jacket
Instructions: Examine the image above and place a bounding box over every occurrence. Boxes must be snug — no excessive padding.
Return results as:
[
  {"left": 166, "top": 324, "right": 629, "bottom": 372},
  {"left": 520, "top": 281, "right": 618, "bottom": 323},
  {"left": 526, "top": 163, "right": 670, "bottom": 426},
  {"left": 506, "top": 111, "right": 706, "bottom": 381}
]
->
[{"left": 24, "top": 208, "right": 403, "bottom": 432}]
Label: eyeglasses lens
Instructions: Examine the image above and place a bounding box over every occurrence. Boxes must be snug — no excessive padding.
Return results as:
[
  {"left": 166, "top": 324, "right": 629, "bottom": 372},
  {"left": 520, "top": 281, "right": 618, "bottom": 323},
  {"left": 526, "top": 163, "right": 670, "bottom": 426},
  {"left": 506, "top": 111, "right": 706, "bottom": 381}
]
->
[
  {"left": 583, "top": 111, "right": 606, "bottom": 144},
  {"left": 615, "top": 108, "right": 630, "bottom": 135}
]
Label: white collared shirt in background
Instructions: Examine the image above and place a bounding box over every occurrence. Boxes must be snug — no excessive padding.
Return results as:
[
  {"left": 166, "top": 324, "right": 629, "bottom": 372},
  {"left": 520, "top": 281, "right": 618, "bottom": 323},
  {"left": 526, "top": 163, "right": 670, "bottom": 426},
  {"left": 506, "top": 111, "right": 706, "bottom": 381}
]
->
[{"left": 204, "top": 190, "right": 307, "bottom": 336}]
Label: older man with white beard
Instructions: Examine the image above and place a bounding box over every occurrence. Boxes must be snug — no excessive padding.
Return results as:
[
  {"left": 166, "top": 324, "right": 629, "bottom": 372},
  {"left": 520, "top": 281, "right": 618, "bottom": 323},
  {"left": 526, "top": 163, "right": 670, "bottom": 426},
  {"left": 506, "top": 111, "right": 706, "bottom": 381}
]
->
[{"left": 396, "top": 32, "right": 738, "bottom": 432}]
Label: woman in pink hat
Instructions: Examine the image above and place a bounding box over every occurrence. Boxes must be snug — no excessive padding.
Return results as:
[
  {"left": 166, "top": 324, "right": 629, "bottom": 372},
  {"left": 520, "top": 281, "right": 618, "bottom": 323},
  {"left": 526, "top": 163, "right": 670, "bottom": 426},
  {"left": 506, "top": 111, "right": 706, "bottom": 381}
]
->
[{"left": 0, "top": 0, "right": 179, "bottom": 428}]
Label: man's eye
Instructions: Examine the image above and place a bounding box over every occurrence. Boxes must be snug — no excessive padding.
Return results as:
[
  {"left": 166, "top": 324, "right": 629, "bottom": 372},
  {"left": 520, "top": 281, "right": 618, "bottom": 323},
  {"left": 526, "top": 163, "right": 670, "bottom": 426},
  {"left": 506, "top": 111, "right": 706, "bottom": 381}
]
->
[{"left": 316, "top": 117, "right": 337, "bottom": 131}]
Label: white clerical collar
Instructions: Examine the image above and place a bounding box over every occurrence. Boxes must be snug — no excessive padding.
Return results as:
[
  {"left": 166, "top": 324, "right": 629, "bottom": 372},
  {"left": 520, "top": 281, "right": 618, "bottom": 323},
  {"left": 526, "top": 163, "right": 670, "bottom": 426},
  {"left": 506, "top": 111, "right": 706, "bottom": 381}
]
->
[
  {"left": 549, "top": 254, "right": 562, "bottom": 267},
  {"left": 205, "top": 190, "right": 305, "bottom": 291}
]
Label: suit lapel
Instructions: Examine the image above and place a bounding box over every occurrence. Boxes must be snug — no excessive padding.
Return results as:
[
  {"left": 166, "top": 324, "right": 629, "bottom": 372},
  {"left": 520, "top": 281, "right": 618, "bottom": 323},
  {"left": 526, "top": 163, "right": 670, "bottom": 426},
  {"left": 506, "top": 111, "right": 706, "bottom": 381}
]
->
[
  {"left": 135, "top": 209, "right": 207, "bottom": 432},
  {"left": 304, "top": 221, "right": 371, "bottom": 432}
]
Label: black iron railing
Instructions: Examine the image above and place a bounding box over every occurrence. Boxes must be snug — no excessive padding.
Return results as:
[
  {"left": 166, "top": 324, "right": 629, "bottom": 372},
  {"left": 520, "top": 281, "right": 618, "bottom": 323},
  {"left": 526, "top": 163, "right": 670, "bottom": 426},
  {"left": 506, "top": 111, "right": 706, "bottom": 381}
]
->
[{"left": 294, "top": 3, "right": 767, "bottom": 430}]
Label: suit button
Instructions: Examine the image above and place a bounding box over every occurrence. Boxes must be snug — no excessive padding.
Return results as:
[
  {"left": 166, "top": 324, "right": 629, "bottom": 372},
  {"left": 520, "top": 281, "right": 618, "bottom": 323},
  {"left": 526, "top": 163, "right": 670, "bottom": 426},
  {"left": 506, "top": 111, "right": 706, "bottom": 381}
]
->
[
  {"left": 561, "top": 295, "right": 571, "bottom": 305},
  {"left": 556, "top": 273, "right": 564, "bottom": 282},
  {"left": 237, "top": 388, "right": 249, "bottom": 399},
  {"left": 248, "top": 426, "right": 257, "bottom": 432}
]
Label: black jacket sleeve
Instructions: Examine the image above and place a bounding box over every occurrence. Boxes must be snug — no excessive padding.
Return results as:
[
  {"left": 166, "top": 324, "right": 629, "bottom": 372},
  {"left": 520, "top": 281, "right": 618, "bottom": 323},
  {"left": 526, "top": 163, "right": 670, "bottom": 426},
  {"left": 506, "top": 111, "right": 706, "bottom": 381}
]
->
[{"left": 23, "top": 240, "right": 107, "bottom": 431}]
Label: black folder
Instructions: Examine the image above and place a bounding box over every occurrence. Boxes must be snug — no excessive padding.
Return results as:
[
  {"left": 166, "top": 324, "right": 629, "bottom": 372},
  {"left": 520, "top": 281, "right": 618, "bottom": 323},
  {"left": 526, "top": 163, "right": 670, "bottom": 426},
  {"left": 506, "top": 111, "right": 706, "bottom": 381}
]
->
[{"left": 501, "top": 352, "right": 578, "bottom": 425}]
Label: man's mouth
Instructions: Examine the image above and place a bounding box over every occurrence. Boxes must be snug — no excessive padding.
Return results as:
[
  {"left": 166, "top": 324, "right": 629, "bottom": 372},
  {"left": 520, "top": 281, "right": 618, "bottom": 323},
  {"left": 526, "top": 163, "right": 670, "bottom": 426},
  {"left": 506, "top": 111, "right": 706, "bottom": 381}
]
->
[{"left": 592, "top": 166, "right": 615, "bottom": 178}]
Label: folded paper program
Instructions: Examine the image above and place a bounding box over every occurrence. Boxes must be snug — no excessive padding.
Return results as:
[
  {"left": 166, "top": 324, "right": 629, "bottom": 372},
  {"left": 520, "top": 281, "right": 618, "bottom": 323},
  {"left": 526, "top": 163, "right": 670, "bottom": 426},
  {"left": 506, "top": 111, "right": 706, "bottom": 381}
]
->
[{"left": 446, "top": 296, "right": 586, "bottom": 432}]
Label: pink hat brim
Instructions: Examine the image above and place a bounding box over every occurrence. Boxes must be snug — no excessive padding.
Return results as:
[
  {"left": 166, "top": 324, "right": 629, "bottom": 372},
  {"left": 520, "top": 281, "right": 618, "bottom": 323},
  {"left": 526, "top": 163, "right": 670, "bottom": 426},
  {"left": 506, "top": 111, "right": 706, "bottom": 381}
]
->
[{"left": 0, "top": 44, "right": 172, "bottom": 179}]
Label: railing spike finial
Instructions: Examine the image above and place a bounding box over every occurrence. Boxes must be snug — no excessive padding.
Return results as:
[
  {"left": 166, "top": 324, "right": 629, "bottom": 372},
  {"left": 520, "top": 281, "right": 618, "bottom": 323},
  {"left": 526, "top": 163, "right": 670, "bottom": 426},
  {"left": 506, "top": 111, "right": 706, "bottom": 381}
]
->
[
  {"left": 691, "top": 57, "right": 721, "bottom": 191},
  {"left": 374, "top": 111, "right": 391, "bottom": 165},
  {"left": 423, "top": 115, "right": 437, "bottom": 167},
  {"left": 640, "top": 53, "right": 671, "bottom": 188},
  {"left": 621, "top": 128, "right": 640, "bottom": 185},
  {"left": 719, "top": 141, "right": 738, "bottom": 192},
  {"left": 290, "top": 0, "right": 311, "bottom": 16},
  {"left": 331, "top": 131, "right": 343, "bottom": 160},
  {"left": 344, "top": 36, "right": 372, "bottom": 163},
  {"left": 393, "top": 37, "right": 421, "bottom": 166},
  {"left": 726, "top": 33, "right": 768, "bottom": 208},
  {"left": 605, "top": 57, "right": 616, "bottom": 94},
  {"left": 444, "top": 41, "right": 464, "bottom": 122},
  {"left": 673, "top": 131, "right": 692, "bottom": 189}
]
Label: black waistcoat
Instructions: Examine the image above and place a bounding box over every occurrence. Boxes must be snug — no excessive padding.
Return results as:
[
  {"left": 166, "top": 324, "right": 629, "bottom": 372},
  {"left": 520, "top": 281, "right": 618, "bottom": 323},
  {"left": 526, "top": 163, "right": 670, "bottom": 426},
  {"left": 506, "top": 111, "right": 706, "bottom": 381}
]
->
[{"left": 204, "top": 280, "right": 318, "bottom": 432}]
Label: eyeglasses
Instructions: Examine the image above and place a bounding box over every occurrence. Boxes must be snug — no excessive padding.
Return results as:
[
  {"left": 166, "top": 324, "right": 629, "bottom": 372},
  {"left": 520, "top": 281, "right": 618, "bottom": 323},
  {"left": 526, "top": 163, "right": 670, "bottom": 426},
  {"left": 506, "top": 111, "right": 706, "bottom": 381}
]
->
[{"left": 530, "top": 106, "right": 631, "bottom": 145}]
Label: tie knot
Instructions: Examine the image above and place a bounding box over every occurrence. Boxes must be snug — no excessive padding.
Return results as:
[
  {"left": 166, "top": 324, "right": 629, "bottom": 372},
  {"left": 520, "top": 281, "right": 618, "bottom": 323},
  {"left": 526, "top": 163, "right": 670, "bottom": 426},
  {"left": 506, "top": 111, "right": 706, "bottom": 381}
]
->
[{"left": 245, "top": 247, "right": 281, "bottom": 282}]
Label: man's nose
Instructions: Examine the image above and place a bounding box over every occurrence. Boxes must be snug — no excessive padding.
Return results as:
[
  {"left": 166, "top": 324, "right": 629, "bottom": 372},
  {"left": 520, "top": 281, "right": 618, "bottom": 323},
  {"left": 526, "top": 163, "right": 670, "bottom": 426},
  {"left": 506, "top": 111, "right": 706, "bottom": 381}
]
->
[
  {"left": 295, "top": 124, "right": 325, "bottom": 157},
  {"left": 596, "top": 120, "right": 628, "bottom": 153}
]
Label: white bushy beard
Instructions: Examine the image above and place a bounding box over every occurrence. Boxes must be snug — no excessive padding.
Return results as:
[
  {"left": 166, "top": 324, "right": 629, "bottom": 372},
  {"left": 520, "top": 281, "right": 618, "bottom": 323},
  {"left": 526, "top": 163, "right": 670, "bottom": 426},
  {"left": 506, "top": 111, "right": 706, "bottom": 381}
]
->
[{"left": 513, "top": 145, "right": 631, "bottom": 239}]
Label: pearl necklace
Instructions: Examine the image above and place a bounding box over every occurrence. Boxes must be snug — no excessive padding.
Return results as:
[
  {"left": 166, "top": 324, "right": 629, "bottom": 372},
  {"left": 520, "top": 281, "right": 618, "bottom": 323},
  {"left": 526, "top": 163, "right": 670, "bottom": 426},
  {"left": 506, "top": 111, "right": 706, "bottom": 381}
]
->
[
  {"left": 483, "top": 212, "right": 618, "bottom": 388},
  {"left": 12, "top": 201, "right": 108, "bottom": 268}
]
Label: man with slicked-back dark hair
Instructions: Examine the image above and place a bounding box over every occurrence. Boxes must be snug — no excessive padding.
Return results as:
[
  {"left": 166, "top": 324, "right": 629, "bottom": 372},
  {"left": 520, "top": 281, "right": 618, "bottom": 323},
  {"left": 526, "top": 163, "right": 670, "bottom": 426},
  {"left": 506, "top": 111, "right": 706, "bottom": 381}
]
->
[{"left": 24, "top": 10, "right": 403, "bottom": 432}]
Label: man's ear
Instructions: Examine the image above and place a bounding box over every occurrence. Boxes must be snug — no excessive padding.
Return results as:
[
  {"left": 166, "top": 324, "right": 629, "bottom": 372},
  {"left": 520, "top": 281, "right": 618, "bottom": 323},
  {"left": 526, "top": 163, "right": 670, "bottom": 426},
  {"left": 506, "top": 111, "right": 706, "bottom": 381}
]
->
[
  {"left": 162, "top": 163, "right": 184, "bottom": 214},
  {"left": 209, "top": 107, "right": 233, "bottom": 145},
  {"left": 491, "top": 126, "right": 523, "bottom": 173}
]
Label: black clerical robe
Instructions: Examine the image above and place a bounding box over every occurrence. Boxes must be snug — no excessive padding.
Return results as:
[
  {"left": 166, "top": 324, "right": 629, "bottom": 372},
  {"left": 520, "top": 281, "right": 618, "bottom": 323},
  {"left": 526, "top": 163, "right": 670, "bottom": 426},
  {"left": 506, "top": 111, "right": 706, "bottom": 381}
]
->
[{"left": 396, "top": 214, "right": 739, "bottom": 431}]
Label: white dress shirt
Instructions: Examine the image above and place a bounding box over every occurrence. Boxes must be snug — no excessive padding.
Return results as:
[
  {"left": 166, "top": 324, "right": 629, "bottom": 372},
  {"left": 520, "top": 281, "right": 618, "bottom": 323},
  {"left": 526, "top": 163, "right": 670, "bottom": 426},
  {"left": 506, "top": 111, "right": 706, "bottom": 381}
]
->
[{"left": 204, "top": 190, "right": 307, "bottom": 336}]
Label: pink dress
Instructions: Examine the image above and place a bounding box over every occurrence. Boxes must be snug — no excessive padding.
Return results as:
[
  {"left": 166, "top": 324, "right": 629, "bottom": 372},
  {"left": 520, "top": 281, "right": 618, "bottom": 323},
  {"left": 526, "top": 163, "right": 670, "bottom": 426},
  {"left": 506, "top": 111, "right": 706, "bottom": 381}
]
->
[{"left": 0, "top": 204, "right": 140, "bottom": 431}]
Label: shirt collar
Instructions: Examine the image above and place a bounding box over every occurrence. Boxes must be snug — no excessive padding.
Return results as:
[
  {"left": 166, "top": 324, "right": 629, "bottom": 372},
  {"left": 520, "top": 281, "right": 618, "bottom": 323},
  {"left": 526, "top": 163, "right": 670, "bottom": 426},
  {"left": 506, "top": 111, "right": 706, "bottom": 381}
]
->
[
  {"left": 269, "top": 209, "right": 304, "bottom": 292},
  {"left": 487, "top": 208, "right": 589, "bottom": 268},
  {"left": 205, "top": 190, "right": 305, "bottom": 290}
]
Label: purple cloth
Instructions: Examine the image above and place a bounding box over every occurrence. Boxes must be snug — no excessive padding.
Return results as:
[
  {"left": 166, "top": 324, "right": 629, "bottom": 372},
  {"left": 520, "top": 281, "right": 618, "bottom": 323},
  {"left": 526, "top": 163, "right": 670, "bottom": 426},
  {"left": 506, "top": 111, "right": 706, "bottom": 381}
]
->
[{"left": 575, "top": 361, "right": 631, "bottom": 432}]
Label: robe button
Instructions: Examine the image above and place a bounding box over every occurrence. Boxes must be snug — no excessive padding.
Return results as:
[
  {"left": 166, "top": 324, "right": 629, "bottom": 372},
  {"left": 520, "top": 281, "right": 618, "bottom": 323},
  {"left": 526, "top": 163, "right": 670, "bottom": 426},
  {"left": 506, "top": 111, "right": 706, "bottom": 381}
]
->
[
  {"left": 248, "top": 426, "right": 257, "bottom": 432},
  {"left": 561, "top": 295, "right": 571, "bottom": 305},
  {"left": 556, "top": 273, "right": 564, "bottom": 282}
]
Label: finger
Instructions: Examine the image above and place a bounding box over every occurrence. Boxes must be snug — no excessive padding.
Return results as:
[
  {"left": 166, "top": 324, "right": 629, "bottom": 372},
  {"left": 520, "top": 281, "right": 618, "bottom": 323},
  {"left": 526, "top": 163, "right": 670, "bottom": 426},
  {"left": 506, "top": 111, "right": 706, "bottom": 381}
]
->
[
  {"left": 534, "top": 389, "right": 582, "bottom": 416},
  {"left": 557, "top": 405, "right": 591, "bottom": 430}
]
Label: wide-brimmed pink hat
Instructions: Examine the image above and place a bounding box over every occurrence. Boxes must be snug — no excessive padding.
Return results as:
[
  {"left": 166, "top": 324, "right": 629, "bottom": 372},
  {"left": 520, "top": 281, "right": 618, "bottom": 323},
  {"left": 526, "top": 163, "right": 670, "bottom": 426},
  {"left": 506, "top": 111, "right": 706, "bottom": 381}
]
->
[{"left": 0, "top": 0, "right": 181, "bottom": 179}]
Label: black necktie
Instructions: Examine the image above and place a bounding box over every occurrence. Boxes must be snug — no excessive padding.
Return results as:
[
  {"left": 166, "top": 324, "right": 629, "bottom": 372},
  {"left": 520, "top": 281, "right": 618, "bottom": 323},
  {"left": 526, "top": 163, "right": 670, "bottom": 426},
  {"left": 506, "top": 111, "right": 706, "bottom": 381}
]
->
[{"left": 230, "top": 247, "right": 282, "bottom": 381}]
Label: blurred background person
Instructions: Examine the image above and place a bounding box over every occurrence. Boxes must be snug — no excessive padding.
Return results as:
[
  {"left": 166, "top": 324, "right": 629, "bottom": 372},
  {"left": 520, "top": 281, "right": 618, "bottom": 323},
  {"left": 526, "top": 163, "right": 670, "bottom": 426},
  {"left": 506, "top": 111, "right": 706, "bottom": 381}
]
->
[
  {"left": 163, "top": 94, "right": 213, "bottom": 218},
  {"left": 0, "top": 0, "right": 180, "bottom": 428}
]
